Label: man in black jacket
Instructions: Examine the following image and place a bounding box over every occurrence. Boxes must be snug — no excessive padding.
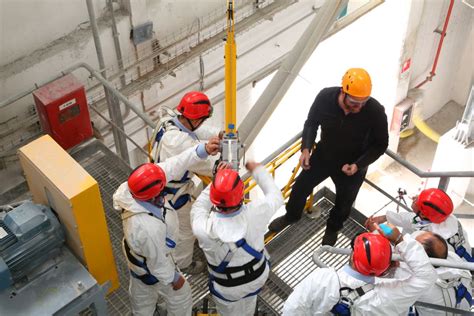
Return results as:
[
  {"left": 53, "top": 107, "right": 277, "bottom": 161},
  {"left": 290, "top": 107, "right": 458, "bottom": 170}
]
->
[{"left": 269, "top": 68, "right": 389, "bottom": 245}]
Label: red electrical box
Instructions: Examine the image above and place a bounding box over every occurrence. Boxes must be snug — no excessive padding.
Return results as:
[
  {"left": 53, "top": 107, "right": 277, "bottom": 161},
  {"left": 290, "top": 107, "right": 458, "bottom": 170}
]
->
[{"left": 33, "top": 74, "right": 93, "bottom": 150}]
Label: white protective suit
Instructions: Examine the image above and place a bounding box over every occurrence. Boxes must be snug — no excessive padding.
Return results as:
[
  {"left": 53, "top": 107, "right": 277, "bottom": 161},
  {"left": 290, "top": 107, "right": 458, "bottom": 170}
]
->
[
  {"left": 113, "top": 146, "right": 210, "bottom": 316},
  {"left": 191, "top": 166, "right": 284, "bottom": 316},
  {"left": 152, "top": 110, "right": 219, "bottom": 269},
  {"left": 412, "top": 251, "right": 473, "bottom": 315},
  {"left": 282, "top": 234, "right": 438, "bottom": 316},
  {"left": 386, "top": 210, "right": 472, "bottom": 258}
]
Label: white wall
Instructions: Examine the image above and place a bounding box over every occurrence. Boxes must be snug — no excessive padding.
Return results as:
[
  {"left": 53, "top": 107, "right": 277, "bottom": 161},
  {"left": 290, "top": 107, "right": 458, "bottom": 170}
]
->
[
  {"left": 1, "top": 0, "right": 472, "bottom": 169},
  {"left": 451, "top": 23, "right": 474, "bottom": 106},
  {"left": 410, "top": 0, "right": 473, "bottom": 119},
  {"left": 0, "top": 0, "right": 107, "bottom": 66},
  {"left": 248, "top": 0, "right": 414, "bottom": 164}
]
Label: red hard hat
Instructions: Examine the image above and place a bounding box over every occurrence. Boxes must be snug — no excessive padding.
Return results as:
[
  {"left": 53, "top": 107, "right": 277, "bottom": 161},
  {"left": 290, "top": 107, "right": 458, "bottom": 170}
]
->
[
  {"left": 415, "top": 188, "right": 453, "bottom": 224},
  {"left": 353, "top": 233, "right": 391, "bottom": 276},
  {"left": 128, "top": 163, "right": 166, "bottom": 201},
  {"left": 210, "top": 169, "right": 244, "bottom": 210},
  {"left": 177, "top": 91, "right": 212, "bottom": 120}
]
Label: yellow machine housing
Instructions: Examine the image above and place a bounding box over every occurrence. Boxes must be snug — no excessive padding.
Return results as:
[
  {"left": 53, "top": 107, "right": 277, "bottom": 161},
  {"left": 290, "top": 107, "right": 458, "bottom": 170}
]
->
[{"left": 18, "top": 135, "right": 119, "bottom": 293}]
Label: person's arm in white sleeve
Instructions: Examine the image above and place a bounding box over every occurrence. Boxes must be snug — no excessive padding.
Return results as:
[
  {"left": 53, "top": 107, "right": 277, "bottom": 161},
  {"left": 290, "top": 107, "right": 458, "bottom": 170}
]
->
[
  {"left": 191, "top": 185, "right": 213, "bottom": 240},
  {"left": 247, "top": 166, "right": 284, "bottom": 224},
  {"left": 136, "top": 223, "right": 176, "bottom": 284},
  {"left": 194, "top": 124, "right": 221, "bottom": 140},
  {"left": 160, "top": 132, "right": 218, "bottom": 177},
  {"left": 283, "top": 269, "right": 340, "bottom": 315},
  {"left": 376, "top": 234, "right": 437, "bottom": 314},
  {"left": 385, "top": 211, "right": 415, "bottom": 230}
]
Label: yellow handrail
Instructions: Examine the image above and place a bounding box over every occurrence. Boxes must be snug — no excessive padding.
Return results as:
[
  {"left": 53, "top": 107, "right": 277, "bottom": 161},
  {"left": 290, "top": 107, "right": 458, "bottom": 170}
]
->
[{"left": 243, "top": 139, "right": 302, "bottom": 193}]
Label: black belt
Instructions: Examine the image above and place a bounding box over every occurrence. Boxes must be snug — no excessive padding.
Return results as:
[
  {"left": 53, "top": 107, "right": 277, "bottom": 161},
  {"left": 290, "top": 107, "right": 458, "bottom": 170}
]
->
[{"left": 209, "top": 257, "right": 267, "bottom": 287}]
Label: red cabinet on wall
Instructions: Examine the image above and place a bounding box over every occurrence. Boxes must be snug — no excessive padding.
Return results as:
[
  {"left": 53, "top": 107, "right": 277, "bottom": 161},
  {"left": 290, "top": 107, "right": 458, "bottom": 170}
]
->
[{"left": 33, "top": 74, "right": 93, "bottom": 150}]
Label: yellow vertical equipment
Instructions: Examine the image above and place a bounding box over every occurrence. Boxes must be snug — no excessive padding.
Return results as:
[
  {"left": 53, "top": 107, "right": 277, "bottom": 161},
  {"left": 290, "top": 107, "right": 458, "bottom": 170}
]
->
[
  {"left": 18, "top": 135, "right": 119, "bottom": 293},
  {"left": 225, "top": 0, "right": 237, "bottom": 135}
]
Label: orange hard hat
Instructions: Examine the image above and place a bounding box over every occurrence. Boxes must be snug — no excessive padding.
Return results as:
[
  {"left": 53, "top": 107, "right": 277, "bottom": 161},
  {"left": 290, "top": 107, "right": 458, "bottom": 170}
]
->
[{"left": 341, "top": 68, "right": 372, "bottom": 98}]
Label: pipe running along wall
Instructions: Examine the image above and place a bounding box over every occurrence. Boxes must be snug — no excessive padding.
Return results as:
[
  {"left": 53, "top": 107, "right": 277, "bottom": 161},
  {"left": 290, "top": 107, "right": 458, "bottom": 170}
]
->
[{"left": 407, "top": 0, "right": 455, "bottom": 143}]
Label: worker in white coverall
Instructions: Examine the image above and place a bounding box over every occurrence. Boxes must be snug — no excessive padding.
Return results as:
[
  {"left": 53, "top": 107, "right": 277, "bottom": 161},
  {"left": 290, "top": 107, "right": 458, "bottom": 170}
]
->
[
  {"left": 191, "top": 162, "right": 284, "bottom": 315},
  {"left": 370, "top": 188, "right": 472, "bottom": 262},
  {"left": 151, "top": 91, "right": 220, "bottom": 274},
  {"left": 113, "top": 138, "right": 220, "bottom": 316},
  {"left": 282, "top": 224, "right": 437, "bottom": 316},
  {"left": 391, "top": 230, "right": 473, "bottom": 315},
  {"left": 416, "top": 251, "right": 473, "bottom": 314}
]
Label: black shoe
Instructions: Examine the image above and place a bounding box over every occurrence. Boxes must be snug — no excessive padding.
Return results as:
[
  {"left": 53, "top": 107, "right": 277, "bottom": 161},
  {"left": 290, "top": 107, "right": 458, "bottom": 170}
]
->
[
  {"left": 268, "top": 215, "right": 291, "bottom": 233},
  {"left": 322, "top": 228, "right": 339, "bottom": 246}
]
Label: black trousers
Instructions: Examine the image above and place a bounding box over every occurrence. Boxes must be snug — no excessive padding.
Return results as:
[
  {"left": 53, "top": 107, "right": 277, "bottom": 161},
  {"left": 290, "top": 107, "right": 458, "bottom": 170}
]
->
[{"left": 285, "top": 148, "right": 367, "bottom": 231}]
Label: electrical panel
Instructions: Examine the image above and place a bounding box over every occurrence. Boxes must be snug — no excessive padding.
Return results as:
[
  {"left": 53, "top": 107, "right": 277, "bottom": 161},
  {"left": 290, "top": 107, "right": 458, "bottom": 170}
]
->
[
  {"left": 391, "top": 98, "right": 415, "bottom": 133},
  {"left": 33, "top": 74, "right": 92, "bottom": 150}
]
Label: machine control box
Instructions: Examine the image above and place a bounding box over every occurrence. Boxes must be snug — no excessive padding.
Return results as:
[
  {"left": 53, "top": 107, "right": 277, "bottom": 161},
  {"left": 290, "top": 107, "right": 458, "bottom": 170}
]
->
[{"left": 33, "top": 74, "right": 93, "bottom": 150}]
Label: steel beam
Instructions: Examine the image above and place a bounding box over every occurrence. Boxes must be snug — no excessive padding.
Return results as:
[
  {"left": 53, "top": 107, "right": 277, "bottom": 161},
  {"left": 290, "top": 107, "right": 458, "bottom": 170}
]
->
[{"left": 238, "top": 0, "right": 349, "bottom": 148}]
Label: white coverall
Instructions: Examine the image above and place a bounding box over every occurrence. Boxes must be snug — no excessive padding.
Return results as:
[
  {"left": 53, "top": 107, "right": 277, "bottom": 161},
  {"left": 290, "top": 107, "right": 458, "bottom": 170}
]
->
[
  {"left": 395, "top": 250, "right": 473, "bottom": 315},
  {"left": 386, "top": 211, "right": 471, "bottom": 256},
  {"left": 153, "top": 111, "right": 219, "bottom": 269},
  {"left": 113, "top": 146, "right": 208, "bottom": 316},
  {"left": 282, "top": 234, "right": 437, "bottom": 316},
  {"left": 191, "top": 166, "right": 284, "bottom": 316}
]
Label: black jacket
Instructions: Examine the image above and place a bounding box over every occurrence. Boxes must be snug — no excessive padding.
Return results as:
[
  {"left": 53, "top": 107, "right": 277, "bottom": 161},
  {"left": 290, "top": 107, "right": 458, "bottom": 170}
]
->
[{"left": 302, "top": 87, "right": 389, "bottom": 169}]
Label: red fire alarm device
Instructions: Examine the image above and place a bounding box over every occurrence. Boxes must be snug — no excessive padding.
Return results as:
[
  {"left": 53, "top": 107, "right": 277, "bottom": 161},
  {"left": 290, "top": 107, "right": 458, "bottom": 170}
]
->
[{"left": 33, "top": 74, "right": 93, "bottom": 150}]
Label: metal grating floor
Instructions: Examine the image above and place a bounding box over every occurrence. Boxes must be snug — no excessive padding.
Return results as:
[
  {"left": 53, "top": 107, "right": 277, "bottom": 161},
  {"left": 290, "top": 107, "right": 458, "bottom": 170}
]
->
[
  {"left": 0, "top": 139, "right": 368, "bottom": 315},
  {"left": 70, "top": 140, "right": 214, "bottom": 315},
  {"left": 70, "top": 140, "right": 133, "bottom": 315},
  {"left": 261, "top": 197, "right": 366, "bottom": 314},
  {"left": 70, "top": 140, "right": 367, "bottom": 315},
  {"left": 191, "top": 194, "right": 367, "bottom": 315}
]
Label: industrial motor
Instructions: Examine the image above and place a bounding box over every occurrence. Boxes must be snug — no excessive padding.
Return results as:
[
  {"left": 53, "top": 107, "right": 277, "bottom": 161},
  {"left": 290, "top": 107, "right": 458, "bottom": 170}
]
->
[{"left": 0, "top": 201, "right": 65, "bottom": 290}]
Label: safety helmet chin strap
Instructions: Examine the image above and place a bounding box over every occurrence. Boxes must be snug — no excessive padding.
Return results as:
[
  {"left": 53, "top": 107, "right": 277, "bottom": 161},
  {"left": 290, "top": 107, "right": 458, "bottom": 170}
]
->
[{"left": 184, "top": 116, "right": 206, "bottom": 131}]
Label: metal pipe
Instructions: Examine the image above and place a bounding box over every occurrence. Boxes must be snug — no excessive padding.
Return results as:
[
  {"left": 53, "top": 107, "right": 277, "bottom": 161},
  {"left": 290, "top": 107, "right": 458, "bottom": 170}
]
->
[
  {"left": 385, "top": 149, "right": 474, "bottom": 178},
  {"left": 0, "top": 87, "right": 37, "bottom": 109},
  {"left": 238, "top": 0, "right": 349, "bottom": 149},
  {"left": 106, "top": 0, "right": 127, "bottom": 88},
  {"left": 414, "top": 0, "right": 455, "bottom": 89},
  {"left": 62, "top": 62, "right": 155, "bottom": 128},
  {"left": 89, "top": 104, "right": 151, "bottom": 160},
  {"left": 313, "top": 246, "right": 474, "bottom": 271},
  {"left": 86, "top": 0, "right": 130, "bottom": 164}
]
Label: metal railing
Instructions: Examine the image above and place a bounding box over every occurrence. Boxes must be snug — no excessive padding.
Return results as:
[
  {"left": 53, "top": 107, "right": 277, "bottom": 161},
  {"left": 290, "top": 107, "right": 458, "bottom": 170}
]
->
[
  {"left": 313, "top": 246, "right": 474, "bottom": 271},
  {"left": 241, "top": 130, "right": 474, "bottom": 212},
  {"left": 384, "top": 148, "right": 474, "bottom": 191}
]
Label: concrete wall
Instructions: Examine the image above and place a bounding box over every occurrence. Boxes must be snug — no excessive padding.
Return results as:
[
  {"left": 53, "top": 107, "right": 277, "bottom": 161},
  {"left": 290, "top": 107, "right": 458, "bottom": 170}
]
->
[
  {"left": 1, "top": 0, "right": 472, "bottom": 169},
  {"left": 97, "top": 0, "right": 317, "bottom": 159},
  {"left": 0, "top": 0, "right": 107, "bottom": 66}
]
